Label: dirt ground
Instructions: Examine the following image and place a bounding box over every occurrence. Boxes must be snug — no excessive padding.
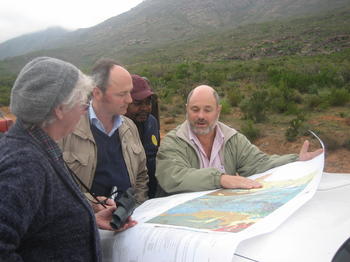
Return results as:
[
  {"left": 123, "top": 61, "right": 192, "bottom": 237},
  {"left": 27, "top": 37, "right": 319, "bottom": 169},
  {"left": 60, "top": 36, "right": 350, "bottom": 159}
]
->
[{"left": 254, "top": 135, "right": 350, "bottom": 173}]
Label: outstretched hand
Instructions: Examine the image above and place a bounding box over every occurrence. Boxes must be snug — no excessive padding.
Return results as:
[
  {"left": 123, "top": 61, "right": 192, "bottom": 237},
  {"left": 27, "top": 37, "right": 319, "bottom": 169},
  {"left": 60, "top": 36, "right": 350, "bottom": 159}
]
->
[
  {"left": 299, "top": 140, "right": 323, "bottom": 161},
  {"left": 220, "top": 174, "right": 262, "bottom": 189}
]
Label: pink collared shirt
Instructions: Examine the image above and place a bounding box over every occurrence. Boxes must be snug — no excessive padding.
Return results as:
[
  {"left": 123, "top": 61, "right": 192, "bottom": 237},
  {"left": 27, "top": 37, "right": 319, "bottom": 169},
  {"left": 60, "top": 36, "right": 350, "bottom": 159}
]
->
[{"left": 188, "top": 124, "right": 226, "bottom": 173}]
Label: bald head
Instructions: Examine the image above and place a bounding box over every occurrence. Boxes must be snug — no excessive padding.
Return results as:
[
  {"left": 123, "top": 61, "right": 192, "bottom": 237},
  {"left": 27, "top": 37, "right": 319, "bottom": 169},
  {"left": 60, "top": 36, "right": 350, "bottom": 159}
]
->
[
  {"left": 107, "top": 65, "right": 132, "bottom": 91},
  {"left": 92, "top": 58, "right": 124, "bottom": 92},
  {"left": 186, "top": 85, "right": 220, "bottom": 106}
]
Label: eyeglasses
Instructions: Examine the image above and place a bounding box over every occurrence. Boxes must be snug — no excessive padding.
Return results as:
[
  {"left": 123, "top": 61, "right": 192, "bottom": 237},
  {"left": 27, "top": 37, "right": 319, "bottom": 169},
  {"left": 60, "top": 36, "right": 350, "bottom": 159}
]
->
[{"left": 80, "top": 101, "right": 90, "bottom": 111}]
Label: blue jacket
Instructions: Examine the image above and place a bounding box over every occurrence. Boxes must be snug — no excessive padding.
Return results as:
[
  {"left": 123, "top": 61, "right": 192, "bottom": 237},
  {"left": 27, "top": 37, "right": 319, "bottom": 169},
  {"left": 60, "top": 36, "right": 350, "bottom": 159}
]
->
[
  {"left": 0, "top": 122, "right": 101, "bottom": 261},
  {"left": 137, "top": 114, "right": 160, "bottom": 198}
]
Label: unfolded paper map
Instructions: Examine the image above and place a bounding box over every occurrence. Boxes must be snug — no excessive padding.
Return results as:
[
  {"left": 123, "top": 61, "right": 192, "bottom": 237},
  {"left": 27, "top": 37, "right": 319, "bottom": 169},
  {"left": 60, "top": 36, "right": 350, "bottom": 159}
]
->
[{"left": 147, "top": 170, "right": 316, "bottom": 233}]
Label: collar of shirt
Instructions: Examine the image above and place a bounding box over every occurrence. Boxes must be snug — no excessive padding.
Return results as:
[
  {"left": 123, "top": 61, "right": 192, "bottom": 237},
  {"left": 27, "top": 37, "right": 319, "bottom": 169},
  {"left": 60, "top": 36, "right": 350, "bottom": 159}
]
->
[
  {"left": 188, "top": 123, "right": 225, "bottom": 173},
  {"left": 23, "top": 120, "right": 63, "bottom": 163},
  {"left": 88, "top": 103, "right": 123, "bottom": 137}
]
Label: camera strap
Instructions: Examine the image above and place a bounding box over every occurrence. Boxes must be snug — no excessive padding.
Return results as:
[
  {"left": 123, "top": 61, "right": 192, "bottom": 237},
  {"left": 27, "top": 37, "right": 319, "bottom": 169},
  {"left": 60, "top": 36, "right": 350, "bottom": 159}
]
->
[{"left": 65, "top": 164, "right": 107, "bottom": 208}]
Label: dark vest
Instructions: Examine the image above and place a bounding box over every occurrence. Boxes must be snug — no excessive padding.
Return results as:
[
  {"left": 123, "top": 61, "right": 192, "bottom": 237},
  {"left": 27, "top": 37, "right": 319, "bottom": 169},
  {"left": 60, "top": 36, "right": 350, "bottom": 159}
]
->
[{"left": 90, "top": 124, "right": 131, "bottom": 197}]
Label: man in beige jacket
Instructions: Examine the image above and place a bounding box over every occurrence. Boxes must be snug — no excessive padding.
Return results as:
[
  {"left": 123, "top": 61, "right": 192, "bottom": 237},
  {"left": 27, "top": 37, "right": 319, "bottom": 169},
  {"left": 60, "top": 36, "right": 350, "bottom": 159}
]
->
[{"left": 60, "top": 59, "right": 148, "bottom": 206}]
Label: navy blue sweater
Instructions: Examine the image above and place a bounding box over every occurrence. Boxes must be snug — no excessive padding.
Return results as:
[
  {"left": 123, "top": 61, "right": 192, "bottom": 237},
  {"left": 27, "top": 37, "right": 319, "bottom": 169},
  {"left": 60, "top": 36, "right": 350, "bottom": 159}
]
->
[
  {"left": 0, "top": 122, "right": 101, "bottom": 261},
  {"left": 90, "top": 124, "right": 131, "bottom": 196}
]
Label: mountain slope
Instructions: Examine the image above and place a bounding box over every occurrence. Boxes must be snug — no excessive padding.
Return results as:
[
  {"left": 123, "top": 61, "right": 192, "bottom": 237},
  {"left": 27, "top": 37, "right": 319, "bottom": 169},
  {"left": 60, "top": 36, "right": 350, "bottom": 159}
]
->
[
  {"left": 125, "top": 8, "right": 350, "bottom": 64},
  {"left": 0, "top": 27, "right": 70, "bottom": 59},
  {"left": 0, "top": 0, "right": 349, "bottom": 72}
]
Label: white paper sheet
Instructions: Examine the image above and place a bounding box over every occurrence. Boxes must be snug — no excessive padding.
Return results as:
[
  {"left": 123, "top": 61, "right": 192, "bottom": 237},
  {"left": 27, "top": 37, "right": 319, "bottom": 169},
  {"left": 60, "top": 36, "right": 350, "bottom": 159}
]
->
[{"left": 101, "top": 132, "right": 325, "bottom": 262}]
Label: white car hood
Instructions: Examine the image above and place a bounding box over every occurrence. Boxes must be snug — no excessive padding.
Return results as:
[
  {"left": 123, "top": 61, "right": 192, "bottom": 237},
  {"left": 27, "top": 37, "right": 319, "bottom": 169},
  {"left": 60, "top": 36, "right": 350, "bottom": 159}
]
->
[{"left": 233, "top": 172, "right": 350, "bottom": 262}]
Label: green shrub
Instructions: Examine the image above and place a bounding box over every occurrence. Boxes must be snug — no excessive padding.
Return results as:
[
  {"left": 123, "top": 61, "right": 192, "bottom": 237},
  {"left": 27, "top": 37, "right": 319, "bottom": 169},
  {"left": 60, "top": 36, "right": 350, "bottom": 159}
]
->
[
  {"left": 339, "top": 112, "right": 348, "bottom": 118},
  {"left": 304, "top": 88, "right": 333, "bottom": 111},
  {"left": 226, "top": 87, "right": 243, "bottom": 107},
  {"left": 241, "top": 120, "right": 261, "bottom": 141},
  {"left": 239, "top": 89, "right": 270, "bottom": 123},
  {"left": 315, "top": 66, "right": 344, "bottom": 88},
  {"left": 285, "top": 103, "right": 300, "bottom": 115},
  {"left": 0, "top": 86, "right": 11, "bottom": 106},
  {"left": 267, "top": 81, "right": 301, "bottom": 114},
  {"left": 285, "top": 114, "right": 306, "bottom": 142},
  {"left": 220, "top": 98, "right": 231, "bottom": 115},
  {"left": 159, "top": 87, "right": 176, "bottom": 103},
  {"left": 190, "top": 62, "right": 205, "bottom": 82},
  {"left": 267, "top": 67, "right": 313, "bottom": 93},
  {"left": 207, "top": 71, "right": 225, "bottom": 86},
  {"left": 175, "top": 64, "right": 191, "bottom": 79},
  {"left": 0, "top": 75, "right": 14, "bottom": 106},
  {"left": 327, "top": 88, "right": 350, "bottom": 106},
  {"left": 192, "top": 62, "right": 205, "bottom": 73},
  {"left": 304, "top": 94, "right": 324, "bottom": 110},
  {"left": 267, "top": 64, "right": 345, "bottom": 94}
]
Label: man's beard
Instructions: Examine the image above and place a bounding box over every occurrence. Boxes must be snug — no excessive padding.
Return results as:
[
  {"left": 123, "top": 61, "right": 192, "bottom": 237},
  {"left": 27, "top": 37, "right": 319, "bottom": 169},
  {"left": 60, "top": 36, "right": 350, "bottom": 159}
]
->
[
  {"left": 188, "top": 116, "right": 218, "bottom": 135},
  {"left": 134, "top": 111, "right": 150, "bottom": 123}
]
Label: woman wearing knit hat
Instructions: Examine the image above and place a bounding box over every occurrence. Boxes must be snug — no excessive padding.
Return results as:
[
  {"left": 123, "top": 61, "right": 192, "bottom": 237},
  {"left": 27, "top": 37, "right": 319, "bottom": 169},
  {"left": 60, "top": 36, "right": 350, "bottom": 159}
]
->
[{"left": 0, "top": 57, "right": 135, "bottom": 261}]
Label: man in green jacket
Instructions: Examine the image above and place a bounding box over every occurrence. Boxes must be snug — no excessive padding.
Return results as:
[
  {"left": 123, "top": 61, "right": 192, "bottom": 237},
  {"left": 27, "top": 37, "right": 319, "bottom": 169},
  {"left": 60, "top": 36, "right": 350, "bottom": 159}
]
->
[{"left": 156, "top": 85, "right": 323, "bottom": 195}]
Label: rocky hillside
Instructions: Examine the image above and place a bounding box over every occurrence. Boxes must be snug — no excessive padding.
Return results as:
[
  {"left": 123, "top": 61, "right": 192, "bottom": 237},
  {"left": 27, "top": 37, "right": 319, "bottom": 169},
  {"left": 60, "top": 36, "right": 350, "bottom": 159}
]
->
[{"left": 0, "top": 0, "right": 349, "bottom": 67}]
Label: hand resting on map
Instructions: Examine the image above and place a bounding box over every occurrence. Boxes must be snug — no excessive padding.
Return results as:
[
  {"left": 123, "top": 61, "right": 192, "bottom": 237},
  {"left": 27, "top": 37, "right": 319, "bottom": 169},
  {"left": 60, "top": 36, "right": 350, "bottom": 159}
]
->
[{"left": 220, "top": 174, "right": 263, "bottom": 189}]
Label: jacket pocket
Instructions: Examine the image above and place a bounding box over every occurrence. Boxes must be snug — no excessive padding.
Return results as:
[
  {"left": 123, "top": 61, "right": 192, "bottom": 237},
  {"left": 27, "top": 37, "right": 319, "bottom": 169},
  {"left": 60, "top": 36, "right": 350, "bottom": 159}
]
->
[
  {"left": 124, "top": 142, "right": 144, "bottom": 180},
  {"left": 63, "top": 152, "right": 93, "bottom": 190},
  {"left": 130, "top": 142, "right": 142, "bottom": 155},
  {"left": 63, "top": 152, "right": 89, "bottom": 171}
]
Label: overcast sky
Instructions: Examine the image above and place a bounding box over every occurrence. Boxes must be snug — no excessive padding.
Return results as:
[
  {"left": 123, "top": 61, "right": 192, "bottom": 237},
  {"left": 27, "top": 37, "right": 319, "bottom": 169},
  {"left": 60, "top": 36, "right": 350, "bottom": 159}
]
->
[{"left": 0, "top": 0, "right": 144, "bottom": 43}]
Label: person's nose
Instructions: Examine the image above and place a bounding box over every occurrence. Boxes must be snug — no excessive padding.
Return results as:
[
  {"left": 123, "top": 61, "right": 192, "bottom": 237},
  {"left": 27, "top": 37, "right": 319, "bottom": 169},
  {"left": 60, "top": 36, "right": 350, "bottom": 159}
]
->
[
  {"left": 125, "top": 92, "right": 132, "bottom": 104},
  {"left": 197, "top": 109, "right": 205, "bottom": 119}
]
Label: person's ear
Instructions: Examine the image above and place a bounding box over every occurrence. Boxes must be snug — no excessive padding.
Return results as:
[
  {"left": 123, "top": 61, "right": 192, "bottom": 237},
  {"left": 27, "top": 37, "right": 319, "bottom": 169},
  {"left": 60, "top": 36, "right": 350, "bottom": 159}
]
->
[
  {"left": 92, "top": 87, "right": 102, "bottom": 100},
  {"left": 53, "top": 105, "right": 65, "bottom": 120}
]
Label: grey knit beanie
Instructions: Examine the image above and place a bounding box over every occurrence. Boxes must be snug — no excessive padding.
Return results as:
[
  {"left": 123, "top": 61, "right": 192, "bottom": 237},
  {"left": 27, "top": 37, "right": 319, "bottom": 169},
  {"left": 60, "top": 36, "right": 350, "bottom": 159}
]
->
[{"left": 10, "top": 56, "right": 80, "bottom": 124}]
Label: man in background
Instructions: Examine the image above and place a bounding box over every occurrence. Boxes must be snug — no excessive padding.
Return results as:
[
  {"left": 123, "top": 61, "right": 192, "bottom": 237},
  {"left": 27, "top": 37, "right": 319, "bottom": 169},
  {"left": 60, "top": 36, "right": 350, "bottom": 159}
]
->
[
  {"left": 60, "top": 59, "right": 148, "bottom": 206},
  {"left": 126, "top": 74, "right": 160, "bottom": 198}
]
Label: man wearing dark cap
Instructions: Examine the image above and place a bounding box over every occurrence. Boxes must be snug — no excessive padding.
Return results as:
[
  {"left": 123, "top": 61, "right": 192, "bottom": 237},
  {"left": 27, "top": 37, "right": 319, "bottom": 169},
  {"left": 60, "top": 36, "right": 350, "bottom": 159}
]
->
[
  {"left": 0, "top": 57, "right": 135, "bottom": 261},
  {"left": 60, "top": 59, "right": 149, "bottom": 207},
  {"left": 126, "top": 74, "right": 160, "bottom": 198}
]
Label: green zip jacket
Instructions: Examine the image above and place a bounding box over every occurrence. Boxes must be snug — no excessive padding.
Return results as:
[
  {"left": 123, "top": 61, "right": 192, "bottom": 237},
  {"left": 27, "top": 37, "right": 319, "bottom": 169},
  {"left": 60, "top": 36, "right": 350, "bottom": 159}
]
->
[{"left": 156, "top": 120, "right": 298, "bottom": 195}]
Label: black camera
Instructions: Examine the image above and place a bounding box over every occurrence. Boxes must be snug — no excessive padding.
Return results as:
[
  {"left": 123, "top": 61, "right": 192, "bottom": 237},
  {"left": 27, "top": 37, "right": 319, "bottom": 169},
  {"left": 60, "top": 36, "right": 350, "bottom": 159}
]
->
[{"left": 110, "top": 188, "right": 137, "bottom": 230}]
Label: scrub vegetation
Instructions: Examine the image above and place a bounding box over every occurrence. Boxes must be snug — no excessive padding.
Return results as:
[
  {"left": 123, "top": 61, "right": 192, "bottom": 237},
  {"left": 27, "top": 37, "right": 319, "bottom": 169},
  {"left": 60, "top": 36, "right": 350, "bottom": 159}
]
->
[{"left": 0, "top": 8, "right": 349, "bottom": 171}]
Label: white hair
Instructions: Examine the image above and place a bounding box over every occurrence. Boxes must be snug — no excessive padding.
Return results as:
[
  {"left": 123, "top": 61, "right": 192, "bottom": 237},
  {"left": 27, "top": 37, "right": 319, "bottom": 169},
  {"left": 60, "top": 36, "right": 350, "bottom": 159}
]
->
[{"left": 41, "top": 72, "right": 94, "bottom": 127}]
